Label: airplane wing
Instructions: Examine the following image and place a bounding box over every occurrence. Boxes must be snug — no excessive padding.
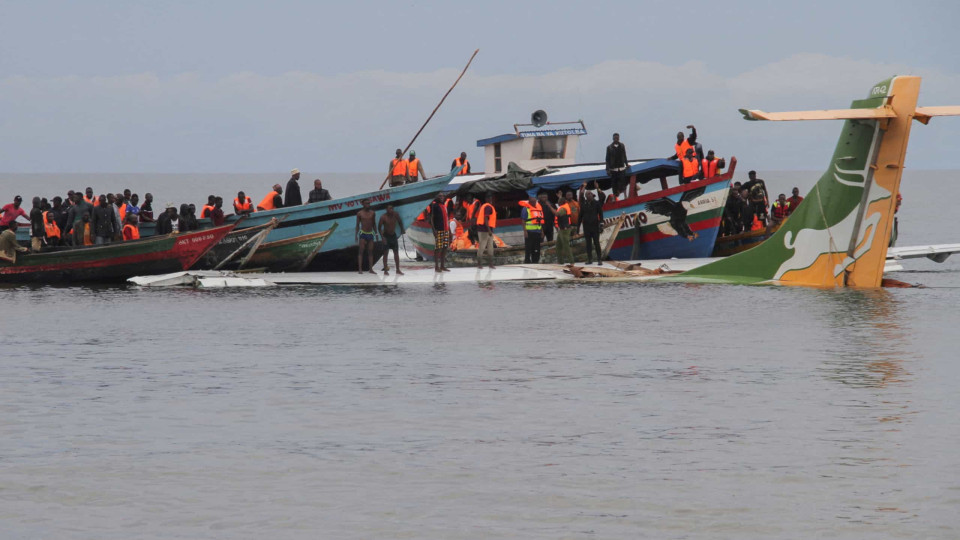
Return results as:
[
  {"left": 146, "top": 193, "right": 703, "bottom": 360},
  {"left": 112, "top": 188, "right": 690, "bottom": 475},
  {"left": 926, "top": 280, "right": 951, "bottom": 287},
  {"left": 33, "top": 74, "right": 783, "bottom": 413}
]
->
[
  {"left": 886, "top": 243, "right": 960, "bottom": 263},
  {"left": 914, "top": 106, "right": 960, "bottom": 125},
  {"left": 739, "top": 107, "right": 897, "bottom": 121}
]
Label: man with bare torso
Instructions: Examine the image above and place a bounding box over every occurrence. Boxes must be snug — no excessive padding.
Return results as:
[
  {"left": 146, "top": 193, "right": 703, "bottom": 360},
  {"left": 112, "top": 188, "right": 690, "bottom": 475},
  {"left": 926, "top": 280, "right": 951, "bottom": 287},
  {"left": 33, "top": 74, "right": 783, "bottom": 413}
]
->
[
  {"left": 355, "top": 199, "right": 378, "bottom": 274},
  {"left": 378, "top": 203, "right": 405, "bottom": 276}
]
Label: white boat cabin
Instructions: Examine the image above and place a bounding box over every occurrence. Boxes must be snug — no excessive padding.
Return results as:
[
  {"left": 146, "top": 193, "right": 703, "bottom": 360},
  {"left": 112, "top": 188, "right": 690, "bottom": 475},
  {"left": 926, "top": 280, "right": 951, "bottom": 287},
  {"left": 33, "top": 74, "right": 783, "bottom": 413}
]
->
[{"left": 475, "top": 119, "right": 585, "bottom": 174}]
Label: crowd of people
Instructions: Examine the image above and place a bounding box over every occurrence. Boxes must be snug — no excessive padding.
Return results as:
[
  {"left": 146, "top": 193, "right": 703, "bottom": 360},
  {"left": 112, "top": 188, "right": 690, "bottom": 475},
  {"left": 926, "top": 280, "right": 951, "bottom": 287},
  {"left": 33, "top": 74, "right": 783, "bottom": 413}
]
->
[
  {"left": 0, "top": 170, "right": 336, "bottom": 260},
  {"left": 721, "top": 171, "right": 804, "bottom": 236}
]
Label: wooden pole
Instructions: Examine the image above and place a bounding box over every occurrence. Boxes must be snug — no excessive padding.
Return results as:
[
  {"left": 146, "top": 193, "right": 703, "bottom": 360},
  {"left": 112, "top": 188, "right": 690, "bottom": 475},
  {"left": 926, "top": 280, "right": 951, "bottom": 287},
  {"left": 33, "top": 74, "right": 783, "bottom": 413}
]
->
[{"left": 378, "top": 49, "right": 480, "bottom": 190}]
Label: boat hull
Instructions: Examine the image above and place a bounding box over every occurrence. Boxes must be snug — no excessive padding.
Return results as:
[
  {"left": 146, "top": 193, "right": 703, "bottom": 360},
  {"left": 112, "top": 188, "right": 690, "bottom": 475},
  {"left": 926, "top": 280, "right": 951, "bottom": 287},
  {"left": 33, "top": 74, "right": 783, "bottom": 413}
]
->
[
  {"left": 242, "top": 227, "right": 336, "bottom": 272},
  {"left": 603, "top": 177, "right": 731, "bottom": 261},
  {"left": 190, "top": 220, "right": 277, "bottom": 270},
  {"left": 0, "top": 225, "right": 234, "bottom": 283},
  {"left": 223, "top": 174, "right": 455, "bottom": 271}
]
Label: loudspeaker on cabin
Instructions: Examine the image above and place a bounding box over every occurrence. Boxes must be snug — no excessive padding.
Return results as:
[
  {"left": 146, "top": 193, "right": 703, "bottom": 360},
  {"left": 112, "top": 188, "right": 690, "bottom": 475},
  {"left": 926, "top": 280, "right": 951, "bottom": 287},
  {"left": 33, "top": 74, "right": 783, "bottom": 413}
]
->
[{"left": 531, "top": 110, "right": 548, "bottom": 127}]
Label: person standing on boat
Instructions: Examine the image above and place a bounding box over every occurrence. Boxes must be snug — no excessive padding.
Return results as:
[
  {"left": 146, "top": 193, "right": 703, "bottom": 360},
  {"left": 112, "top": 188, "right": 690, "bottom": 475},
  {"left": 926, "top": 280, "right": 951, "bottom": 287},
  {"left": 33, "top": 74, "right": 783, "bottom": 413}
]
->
[
  {"left": 475, "top": 193, "right": 498, "bottom": 269},
  {"left": 519, "top": 194, "right": 544, "bottom": 264},
  {"left": 451, "top": 152, "right": 471, "bottom": 176},
  {"left": 122, "top": 213, "right": 140, "bottom": 241},
  {"left": 0, "top": 221, "right": 28, "bottom": 263},
  {"left": 140, "top": 193, "right": 155, "bottom": 222},
  {"left": 428, "top": 193, "right": 451, "bottom": 272},
  {"left": 701, "top": 150, "right": 722, "bottom": 180},
  {"left": 389, "top": 149, "right": 409, "bottom": 187},
  {"left": 257, "top": 184, "right": 283, "bottom": 211},
  {"left": 285, "top": 169, "right": 302, "bottom": 206},
  {"left": 0, "top": 195, "right": 28, "bottom": 232},
  {"left": 92, "top": 195, "right": 119, "bottom": 245},
  {"left": 680, "top": 148, "right": 700, "bottom": 184},
  {"left": 355, "top": 199, "right": 378, "bottom": 274},
  {"left": 742, "top": 171, "right": 769, "bottom": 225},
  {"left": 62, "top": 192, "right": 93, "bottom": 241},
  {"left": 540, "top": 196, "right": 573, "bottom": 265},
  {"left": 786, "top": 187, "right": 803, "bottom": 216},
  {"left": 28, "top": 197, "right": 45, "bottom": 252},
  {"left": 308, "top": 179, "right": 332, "bottom": 203},
  {"left": 406, "top": 151, "right": 426, "bottom": 184},
  {"left": 378, "top": 203, "right": 404, "bottom": 276},
  {"left": 539, "top": 192, "right": 555, "bottom": 243},
  {"left": 578, "top": 184, "right": 605, "bottom": 265},
  {"left": 564, "top": 191, "right": 581, "bottom": 235},
  {"left": 686, "top": 125, "right": 704, "bottom": 178},
  {"left": 605, "top": 133, "right": 629, "bottom": 196}
]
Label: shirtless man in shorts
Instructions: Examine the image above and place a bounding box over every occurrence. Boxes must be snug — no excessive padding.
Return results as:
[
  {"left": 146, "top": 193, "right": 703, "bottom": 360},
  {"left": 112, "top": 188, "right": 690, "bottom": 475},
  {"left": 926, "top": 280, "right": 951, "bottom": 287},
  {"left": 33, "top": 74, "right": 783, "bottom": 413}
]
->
[
  {"left": 355, "top": 199, "right": 378, "bottom": 274},
  {"left": 378, "top": 203, "right": 405, "bottom": 276}
]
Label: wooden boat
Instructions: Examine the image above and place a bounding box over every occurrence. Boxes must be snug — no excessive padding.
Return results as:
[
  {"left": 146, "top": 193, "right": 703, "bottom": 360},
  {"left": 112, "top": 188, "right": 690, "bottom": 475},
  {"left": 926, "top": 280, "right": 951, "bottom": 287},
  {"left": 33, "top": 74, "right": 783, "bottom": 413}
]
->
[
  {"left": 190, "top": 219, "right": 279, "bottom": 270},
  {"left": 0, "top": 224, "right": 234, "bottom": 283},
  {"left": 711, "top": 222, "right": 782, "bottom": 257},
  {"left": 441, "top": 216, "right": 624, "bottom": 267},
  {"left": 234, "top": 224, "right": 337, "bottom": 272}
]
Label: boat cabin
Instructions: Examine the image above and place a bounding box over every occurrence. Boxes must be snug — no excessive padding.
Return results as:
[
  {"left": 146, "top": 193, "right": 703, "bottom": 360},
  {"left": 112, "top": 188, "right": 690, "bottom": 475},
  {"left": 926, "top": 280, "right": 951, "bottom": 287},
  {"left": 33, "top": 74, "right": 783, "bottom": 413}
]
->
[{"left": 475, "top": 119, "right": 586, "bottom": 174}]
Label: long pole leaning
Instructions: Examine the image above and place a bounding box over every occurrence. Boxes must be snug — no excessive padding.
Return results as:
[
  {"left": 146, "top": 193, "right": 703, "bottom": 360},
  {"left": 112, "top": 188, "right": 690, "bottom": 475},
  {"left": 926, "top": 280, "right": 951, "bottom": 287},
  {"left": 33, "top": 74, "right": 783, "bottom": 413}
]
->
[{"left": 378, "top": 49, "right": 479, "bottom": 190}]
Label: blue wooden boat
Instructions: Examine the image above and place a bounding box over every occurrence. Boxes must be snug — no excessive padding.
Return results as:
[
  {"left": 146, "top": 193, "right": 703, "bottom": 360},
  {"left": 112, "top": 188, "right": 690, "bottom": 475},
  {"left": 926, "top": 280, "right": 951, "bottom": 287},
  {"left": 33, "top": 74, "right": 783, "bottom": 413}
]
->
[{"left": 219, "top": 172, "right": 457, "bottom": 270}]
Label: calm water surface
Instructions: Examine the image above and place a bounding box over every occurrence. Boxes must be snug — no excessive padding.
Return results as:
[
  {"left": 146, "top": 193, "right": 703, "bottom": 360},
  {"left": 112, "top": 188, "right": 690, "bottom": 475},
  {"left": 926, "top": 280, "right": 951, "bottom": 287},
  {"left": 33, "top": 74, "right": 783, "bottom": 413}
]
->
[{"left": 1, "top": 171, "right": 959, "bottom": 539}]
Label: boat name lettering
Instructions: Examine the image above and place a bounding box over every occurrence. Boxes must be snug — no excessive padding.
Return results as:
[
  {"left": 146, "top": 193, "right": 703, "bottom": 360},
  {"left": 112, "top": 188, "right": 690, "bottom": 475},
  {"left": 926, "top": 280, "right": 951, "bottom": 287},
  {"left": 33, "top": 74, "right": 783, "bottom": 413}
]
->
[
  {"left": 344, "top": 193, "right": 391, "bottom": 208},
  {"left": 177, "top": 234, "right": 216, "bottom": 247},
  {"left": 517, "top": 128, "right": 587, "bottom": 138},
  {"left": 328, "top": 203, "right": 343, "bottom": 211}
]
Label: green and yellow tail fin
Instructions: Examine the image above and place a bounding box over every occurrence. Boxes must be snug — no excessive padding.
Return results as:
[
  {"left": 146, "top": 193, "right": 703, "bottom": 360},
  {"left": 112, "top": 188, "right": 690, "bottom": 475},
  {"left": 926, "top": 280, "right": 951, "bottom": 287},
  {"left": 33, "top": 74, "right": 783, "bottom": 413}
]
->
[{"left": 681, "top": 76, "right": 957, "bottom": 288}]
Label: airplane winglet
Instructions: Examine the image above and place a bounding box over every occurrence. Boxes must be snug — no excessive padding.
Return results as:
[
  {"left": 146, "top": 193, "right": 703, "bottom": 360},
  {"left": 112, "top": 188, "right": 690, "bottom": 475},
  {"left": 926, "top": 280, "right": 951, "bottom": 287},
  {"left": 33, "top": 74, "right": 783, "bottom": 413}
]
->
[
  {"left": 739, "top": 107, "right": 897, "bottom": 122},
  {"left": 914, "top": 106, "right": 960, "bottom": 125}
]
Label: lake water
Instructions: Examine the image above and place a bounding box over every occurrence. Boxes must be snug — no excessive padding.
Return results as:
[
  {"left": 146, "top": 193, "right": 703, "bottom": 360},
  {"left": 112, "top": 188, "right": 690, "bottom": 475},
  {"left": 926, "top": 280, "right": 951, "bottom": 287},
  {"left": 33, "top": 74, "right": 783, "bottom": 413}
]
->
[{"left": 1, "top": 170, "right": 959, "bottom": 539}]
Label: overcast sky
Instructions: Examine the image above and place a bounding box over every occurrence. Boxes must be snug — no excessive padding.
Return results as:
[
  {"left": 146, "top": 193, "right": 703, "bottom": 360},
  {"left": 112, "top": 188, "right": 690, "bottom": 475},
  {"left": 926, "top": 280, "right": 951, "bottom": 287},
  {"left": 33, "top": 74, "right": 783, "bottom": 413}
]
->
[{"left": 1, "top": 0, "right": 957, "bottom": 173}]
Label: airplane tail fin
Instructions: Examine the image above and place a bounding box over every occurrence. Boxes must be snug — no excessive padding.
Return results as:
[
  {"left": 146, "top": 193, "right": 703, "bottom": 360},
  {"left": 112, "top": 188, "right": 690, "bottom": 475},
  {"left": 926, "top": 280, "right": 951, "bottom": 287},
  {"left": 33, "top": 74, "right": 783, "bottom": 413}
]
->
[{"left": 682, "top": 76, "right": 943, "bottom": 287}]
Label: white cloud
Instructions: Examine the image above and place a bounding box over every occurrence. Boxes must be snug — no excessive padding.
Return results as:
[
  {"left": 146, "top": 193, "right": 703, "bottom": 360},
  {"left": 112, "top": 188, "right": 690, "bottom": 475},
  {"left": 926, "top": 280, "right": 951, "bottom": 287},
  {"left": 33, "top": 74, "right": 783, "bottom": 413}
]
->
[{"left": 0, "top": 54, "right": 956, "bottom": 172}]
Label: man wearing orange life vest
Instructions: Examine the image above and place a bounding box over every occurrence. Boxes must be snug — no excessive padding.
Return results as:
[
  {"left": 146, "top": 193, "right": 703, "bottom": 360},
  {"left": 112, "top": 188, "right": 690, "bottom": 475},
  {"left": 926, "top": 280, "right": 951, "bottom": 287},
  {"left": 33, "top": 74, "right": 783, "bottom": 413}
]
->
[
  {"left": 518, "top": 194, "right": 544, "bottom": 264},
  {"left": 388, "top": 149, "right": 408, "bottom": 187},
  {"left": 701, "top": 150, "right": 723, "bottom": 180},
  {"left": 451, "top": 152, "right": 470, "bottom": 176},
  {"left": 770, "top": 193, "right": 791, "bottom": 225},
  {"left": 406, "top": 150, "right": 426, "bottom": 184},
  {"left": 200, "top": 195, "right": 217, "bottom": 219},
  {"left": 257, "top": 185, "right": 283, "bottom": 211},
  {"left": 234, "top": 191, "right": 254, "bottom": 216},
  {"left": 475, "top": 193, "right": 498, "bottom": 269},
  {"left": 680, "top": 148, "right": 700, "bottom": 184},
  {"left": 42, "top": 206, "right": 61, "bottom": 246}
]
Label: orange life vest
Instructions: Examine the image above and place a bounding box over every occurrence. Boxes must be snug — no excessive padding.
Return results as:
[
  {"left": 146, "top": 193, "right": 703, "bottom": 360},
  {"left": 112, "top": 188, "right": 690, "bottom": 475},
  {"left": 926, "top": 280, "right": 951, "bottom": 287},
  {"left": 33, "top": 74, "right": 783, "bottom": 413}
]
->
[
  {"left": 772, "top": 201, "right": 790, "bottom": 221},
  {"left": 117, "top": 204, "right": 127, "bottom": 221},
  {"left": 407, "top": 158, "right": 420, "bottom": 179},
  {"left": 518, "top": 201, "right": 543, "bottom": 230},
  {"left": 81, "top": 223, "right": 94, "bottom": 246},
  {"left": 555, "top": 202, "right": 571, "bottom": 228},
  {"left": 258, "top": 191, "right": 279, "bottom": 211},
  {"left": 476, "top": 203, "right": 497, "bottom": 228},
  {"left": 701, "top": 158, "right": 719, "bottom": 179},
  {"left": 234, "top": 197, "right": 253, "bottom": 212},
  {"left": 682, "top": 156, "right": 700, "bottom": 178},
  {"left": 751, "top": 214, "right": 764, "bottom": 231},
  {"left": 43, "top": 211, "right": 60, "bottom": 239},
  {"left": 391, "top": 158, "right": 408, "bottom": 177},
  {"left": 84, "top": 195, "right": 100, "bottom": 207},
  {"left": 674, "top": 140, "right": 692, "bottom": 161},
  {"left": 454, "top": 157, "right": 469, "bottom": 176},
  {"left": 201, "top": 204, "right": 215, "bottom": 218},
  {"left": 462, "top": 200, "right": 478, "bottom": 220},
  {"left": 122, "top": 223, "right": 140, "bottom": 241}
]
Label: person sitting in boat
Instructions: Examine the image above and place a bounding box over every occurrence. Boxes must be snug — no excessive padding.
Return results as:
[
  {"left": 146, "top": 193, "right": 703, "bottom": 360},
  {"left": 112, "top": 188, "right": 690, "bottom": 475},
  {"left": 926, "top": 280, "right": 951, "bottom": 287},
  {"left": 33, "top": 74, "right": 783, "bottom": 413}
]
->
[
  {"left": 742, "top": 171, "right": 769, "bottom": 226},
  {"left": 210, "top": 197, "right": 226, "bottom": 226},
  {"left": 308, "top": 179, "right": 332, "bottom": 203},
  {"left": 0, "top": 221, "right": 29, "bottom": 263},
  {"left": 122, "top": 213, "right": 140, "bottom": 241},
  {"left": 234, "top": 191, "right": 254, "bottom": 216},
  {"left": 155, "top": 204, "right": 179, "bottom": 235},
  {"left": 179, "top": 204, "right": 199, "bottom": 232},
  {"left": 770, "top": 194, "right": 791, "bottom": 225},
  {"left": 199, "top": 195, "right": 216, "bottom": 219},
  {"left": 257, "top": 185, "right": 283, "bottom": 211}
]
